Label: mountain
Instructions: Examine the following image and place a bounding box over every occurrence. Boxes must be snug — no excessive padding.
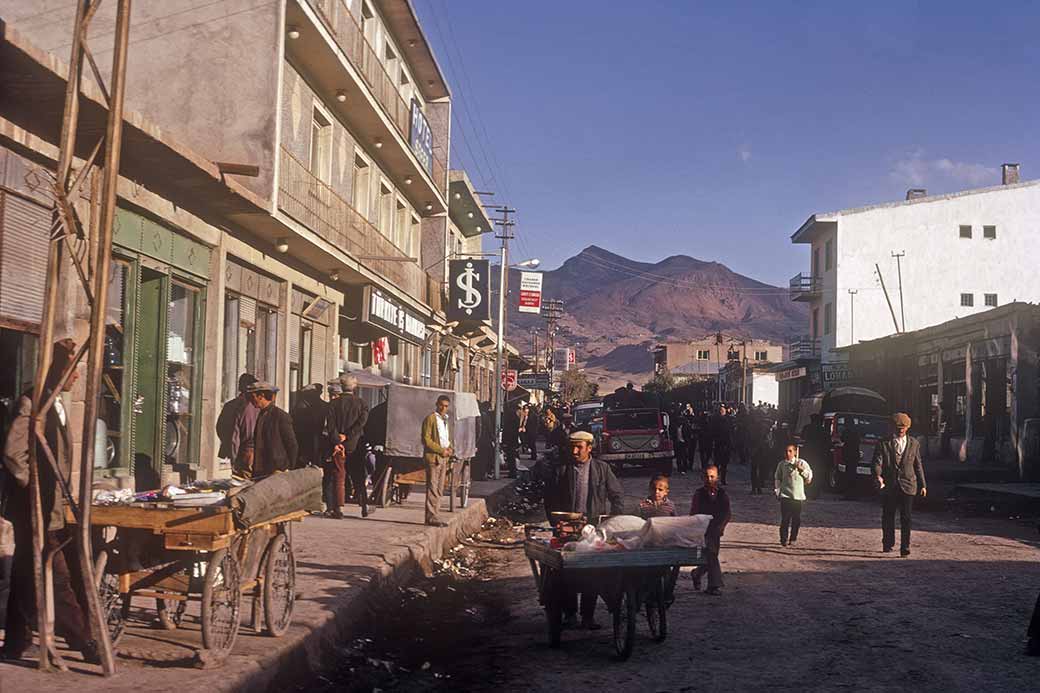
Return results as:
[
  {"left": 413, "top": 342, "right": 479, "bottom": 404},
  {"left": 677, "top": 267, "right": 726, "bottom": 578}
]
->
[{"left": 504, "top": 245, "right": 808, "bottom": 390}]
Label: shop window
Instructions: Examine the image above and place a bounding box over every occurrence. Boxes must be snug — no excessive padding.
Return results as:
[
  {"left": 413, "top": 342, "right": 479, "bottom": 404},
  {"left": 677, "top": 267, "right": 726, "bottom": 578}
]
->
[
  {"left": 164, "top": 281, "right": 201, "bottom": 468},
  {"left": 254, "top": 305, "right": 279, "bottom": 385},
  {"left": 222, "top": 294, "right": 240, "bottom": 403},
  {"left": 352, "top": 152, "right": 371, "bottom": 219},
  {"left": 984, "top": 293, "right": 998, "bottom": 307},
  {"left": 99, "top": 260, "right": 131, "bottom": 471},
  {"left": 309, "top": 107, "right": 332, "bottom": 184},
  {"left": 959, "top": 225, "right": 972, "bottom": 239},
  {"left": 983, "top": 225, "right": 996, "bottom": 239},
  {"left": 960, "top": 293, "right": 974, "bottom": 307}
]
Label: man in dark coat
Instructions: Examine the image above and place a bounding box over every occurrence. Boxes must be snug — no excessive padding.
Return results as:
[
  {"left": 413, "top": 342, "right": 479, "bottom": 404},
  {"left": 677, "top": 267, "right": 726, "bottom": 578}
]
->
[
  {"left": 2, "top": 340, "right": 98, "bottom": 663},
  {"left": 872, "top": 412, "right": 926, "bottom": 557},
  {"left": 216, "top": 373, "right": 258, "bottom": 473},
  {"left": 326, "top": 375, "right": 370, "bottom": 517},
  {"left": 248, "top": 382, "right": 298, "bottom": 478},
  {"left": 542, "top": 430, "right": 624, "bottom": 628},
  {"left": 800, "top": 414, "right": 830, "bottom": 500},
  {"left": 291, "top": 383, "right": 326, "bottom": 468},
  {"left": 709, "top": 405, "right": 733, "bottom": 484},
  {"left": 689, "top": 465, "right": 732, "bottom": 595}
]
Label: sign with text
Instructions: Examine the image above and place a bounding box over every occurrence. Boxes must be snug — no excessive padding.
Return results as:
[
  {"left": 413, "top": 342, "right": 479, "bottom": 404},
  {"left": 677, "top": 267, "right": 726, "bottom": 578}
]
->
[
  {"left": 409, "top": 99, "right": 433, "bottom": 175},
  {"left": 775, "top": 366, "right": 807, "bottom": 382},
  {"left": 447, "top": 259, "right": 490, "bottom": 322},
  {"left": 517, "top": 372, "right": 550, "bottom": 391},
  {"left": 517, "top": 271, "right": 543, "bottom": 314},
  {"left": 502, "top": 369, "right": 518, "bottom": 391},
  {"left": 363, "top": 286, "right": 427, "bottom": 345}
]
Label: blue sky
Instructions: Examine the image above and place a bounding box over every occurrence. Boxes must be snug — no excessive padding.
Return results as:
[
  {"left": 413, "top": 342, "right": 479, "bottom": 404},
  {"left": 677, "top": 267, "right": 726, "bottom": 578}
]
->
[{"left": 413, "top": 1, "right": 1040, "bottom": 286}]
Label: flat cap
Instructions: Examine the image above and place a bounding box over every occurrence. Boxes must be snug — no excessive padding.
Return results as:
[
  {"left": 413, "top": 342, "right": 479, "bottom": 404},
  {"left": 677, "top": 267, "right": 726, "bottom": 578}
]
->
[
  {"left": 891, "top": 412, "right": 911, "bottom": 427},
  {"left": 568, "top": 430, "right": 594, "bottom": 443},
  {"left": 326, "top": 381, "right": 343, "bottom": 396},
  {"left": 245, "top": 380, "right": 279, "bottom": 394}
]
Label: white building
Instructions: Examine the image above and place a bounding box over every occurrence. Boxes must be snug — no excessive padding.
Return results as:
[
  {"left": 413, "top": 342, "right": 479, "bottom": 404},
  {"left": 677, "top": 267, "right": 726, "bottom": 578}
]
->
[{"left": 790, "top": 163, "right": 1040, "bottom": 383}]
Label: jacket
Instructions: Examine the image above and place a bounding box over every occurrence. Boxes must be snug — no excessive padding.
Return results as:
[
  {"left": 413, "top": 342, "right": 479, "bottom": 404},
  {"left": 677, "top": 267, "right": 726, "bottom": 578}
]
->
[
  {"left": 3, "top": 394, "right": 71, "bottom": 531},
  {"left": 252, "top": 405, "right": 298, "bottom": 477},
  {"left": 216, "top": 395, "right": 252, "bottom": 460},
  {"left": 774, "top": 457, "right": 813, "bottom": 501},
  {"left": 422, "top": 412, "right": 452, "bottom": 466},
  {"left": 872, "top": 435, "right": 926, "bottom": 496},
  {"left": 542, "top": 458, "right": 624, "bottom": 521},
  {"left": 326, "top": 393, "right": 369, "bottom": 455},
  {"left": 689, "top": 486, "right": 732, "bottom": 535}
]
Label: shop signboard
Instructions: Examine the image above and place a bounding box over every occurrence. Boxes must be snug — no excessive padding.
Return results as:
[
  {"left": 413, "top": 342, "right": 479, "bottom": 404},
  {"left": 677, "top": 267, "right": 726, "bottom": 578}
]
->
[
  {"left": 447, "top": 259, "right": 490, "bottom": 322},
  {"left": 409, "top": 99, "right": 433, "bottom": 175},
  {"left": 517, "top": 271, "right": 543, "bottom": 314},
  {"left": 502, "top": 369, "right": 518, "bottom": 391},
  {"left": 822, "top": 362, "right": 856, "bottom": 387},
  {"left": 364, "top": 286, "right": 427, "bottom": 345},
  {"left": 517, "top": 372, "right": 550, "bottom": 390},
  {"left": 775, "top": 366, "right": 807, "bottom": 382}
]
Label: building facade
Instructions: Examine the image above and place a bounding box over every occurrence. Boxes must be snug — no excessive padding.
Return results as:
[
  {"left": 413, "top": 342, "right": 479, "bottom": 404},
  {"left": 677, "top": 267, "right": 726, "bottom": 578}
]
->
[{"left": 654, "top": 338, "right": 783, "bottom": 377}]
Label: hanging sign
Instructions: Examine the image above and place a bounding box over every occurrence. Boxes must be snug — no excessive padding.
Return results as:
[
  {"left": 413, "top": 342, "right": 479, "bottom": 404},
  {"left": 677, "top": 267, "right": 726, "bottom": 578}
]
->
[
  {"left": 518, "top": 271, "right": 543, "bottom": 314},
  {"left": 448, "top": 259, "right": 490, "bottom": 322}
]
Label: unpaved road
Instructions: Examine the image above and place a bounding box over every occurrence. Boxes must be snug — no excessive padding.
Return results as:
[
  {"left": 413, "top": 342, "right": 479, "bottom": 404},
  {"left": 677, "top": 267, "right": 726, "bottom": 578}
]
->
[{"left": 317, "top": 464, "right": 1040, "bottom": 692}]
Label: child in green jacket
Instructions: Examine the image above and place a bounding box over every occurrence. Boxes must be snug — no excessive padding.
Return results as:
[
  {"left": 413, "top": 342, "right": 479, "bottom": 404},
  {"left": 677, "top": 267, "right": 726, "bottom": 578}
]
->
[{"left": 774, "top": 442, "right": 813, "bottom": 546}]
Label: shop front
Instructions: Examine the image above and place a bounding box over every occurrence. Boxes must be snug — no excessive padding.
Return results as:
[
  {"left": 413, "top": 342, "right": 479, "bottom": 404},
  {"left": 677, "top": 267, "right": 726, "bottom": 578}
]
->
[
  {"left": 220, "top": 258, "right": 285, "bottom": 403},
  {"left": 340, "top": 284, "right": 429, "bottom": 393},
  {"left": 101, "top": 208, "right": 212, "bottom": 487},
  {"left": 288, "top": 287, "right": 334, "bottom": 402}
]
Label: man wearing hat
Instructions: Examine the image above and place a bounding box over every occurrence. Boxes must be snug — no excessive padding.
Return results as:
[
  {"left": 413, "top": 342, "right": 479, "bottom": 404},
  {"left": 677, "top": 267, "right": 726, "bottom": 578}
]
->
[
  {"left": 542, "top": 430, "right": 624, "bottom": 629},
  {"left": 291, "top": 383, "right": 326, "bottom": 469},
  {"left": 216, "top": 372, "right": 259, "bottom": 474},
  {"left": 327, "top": 375, "right": 370, "bottom": 517},
  {"left": 247, "top": 381, "right": 298, "bottom": 478},
  {"left": 871, "top": 412, "right": 927, "bottom": 557}
]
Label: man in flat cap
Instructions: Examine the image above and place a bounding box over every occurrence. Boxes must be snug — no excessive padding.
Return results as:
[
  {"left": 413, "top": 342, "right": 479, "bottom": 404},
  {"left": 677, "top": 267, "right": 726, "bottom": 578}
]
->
[
  {"left": 541, "top": 429, "right": 624, "bottom": 629},
  {"left": 871, "top": 412, "right": 927, "bottom": 557},
  {"left": 246, "top": 381, "right": 298, "bottom": 478},
  {"left": 326, "top": 375, "right": 369, "bottom": 517}
]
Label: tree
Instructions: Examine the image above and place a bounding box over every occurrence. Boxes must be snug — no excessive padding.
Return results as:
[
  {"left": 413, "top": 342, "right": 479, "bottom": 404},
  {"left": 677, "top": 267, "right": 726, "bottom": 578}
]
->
[
  {"left": 643, "top": 368, "right": 676, "bottom": 395},
  {"left": 559, "top": 369, "right": 597, "bottom": 402}
]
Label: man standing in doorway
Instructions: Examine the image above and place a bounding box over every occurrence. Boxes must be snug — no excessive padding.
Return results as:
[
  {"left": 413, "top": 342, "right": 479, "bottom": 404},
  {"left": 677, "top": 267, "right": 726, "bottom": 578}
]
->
[
  {"left": 216, "top": 373, "right": 258, "bottom": 477},
  {"left": 422, "top": 395, "right": 454, "bottom": 527},
  {"left": 872, "top": 412, "right": 927, "bottom": 557}
]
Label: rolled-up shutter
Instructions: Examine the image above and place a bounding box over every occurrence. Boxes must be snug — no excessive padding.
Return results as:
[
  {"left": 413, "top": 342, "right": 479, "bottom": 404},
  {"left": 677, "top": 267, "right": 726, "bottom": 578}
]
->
[
  {"left": 310, "top": 323, "right": 327, "bottom": 388},
  {"left": 239, "top": 296, "right": 257, "bottom": 328},
  {"left": 288, "top": 313, "right": 301, "bottom": 364},
  {"left": 0, "top": 191, "right": 50, "bottom": 325}
]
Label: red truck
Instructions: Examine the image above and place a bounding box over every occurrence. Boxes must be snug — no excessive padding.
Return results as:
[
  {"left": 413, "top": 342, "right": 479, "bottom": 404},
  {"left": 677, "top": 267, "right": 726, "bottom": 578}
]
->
[{"left": 598, "top": 407, "right": 674, "bottom": 475}]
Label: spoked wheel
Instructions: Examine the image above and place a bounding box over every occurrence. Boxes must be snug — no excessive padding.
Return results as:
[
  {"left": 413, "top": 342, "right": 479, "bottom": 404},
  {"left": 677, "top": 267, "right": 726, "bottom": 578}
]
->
[
  {"left": 94, "top": 549, "right": 129, "bottom": 648},
  {"left": 262, "top": 534, "right": 296, "bottom": 637},
  {"left": 612, "top": 585, "right": 638, "bottom": 660},
  {"left": 157, "top": 598, "right": 187, "bottom": 630},
  {"left": 201, "top": 548, "right": 242, "bottom": 655},
  {"left": 645, "top": 575, "right": 668, "bottom": 642},
  {"left": 458, "top": 461, "right": 471, "bottom": 509}
]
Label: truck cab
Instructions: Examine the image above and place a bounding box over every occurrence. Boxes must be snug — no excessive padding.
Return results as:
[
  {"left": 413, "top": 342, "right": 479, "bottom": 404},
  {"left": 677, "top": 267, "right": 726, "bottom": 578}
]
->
[{"left": 599, "top": 408, "right": 674, "bottom": 475}]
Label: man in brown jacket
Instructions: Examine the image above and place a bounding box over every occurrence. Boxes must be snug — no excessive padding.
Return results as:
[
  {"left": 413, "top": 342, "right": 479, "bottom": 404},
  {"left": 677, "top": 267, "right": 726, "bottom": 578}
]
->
[
  {"left": 247, "top": 382, "right": 298, "bottom": 478},
  {"left": 421, "top": 395, "right": 454, "bottom": 527},
  {"left": 872, "top": 412, "right": 927, "bottom": 557}
]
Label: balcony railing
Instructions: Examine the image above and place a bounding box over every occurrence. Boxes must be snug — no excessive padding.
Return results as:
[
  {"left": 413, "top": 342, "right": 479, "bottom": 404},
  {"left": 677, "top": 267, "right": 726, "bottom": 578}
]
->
[
  {"left": 789, "top": 335, "right": 821, "bottom": 359},
  {"left": 279, "top": 147, "right": 426, "bottom": 303},
  {"left": 789, "top": 272, "right": 822, "bottom": 302},
  {"left": 307, "top": 0, "right": 447, "bottom": 191}
]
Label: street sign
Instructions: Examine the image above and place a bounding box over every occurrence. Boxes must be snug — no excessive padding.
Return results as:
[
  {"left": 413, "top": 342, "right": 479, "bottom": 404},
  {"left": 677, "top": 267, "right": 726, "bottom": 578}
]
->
[
  {"left": 502, "top": 369, "right": 518, "bottom": 391},
  {"left": 517, "top": 271, "right": 543, "bottom": 314},
  {"left": 775, "top": 366, "right": 807, "bottom": 382},
  {"left": 517, "top": 372, "right": 550, "bottom": 390},
  {"left": 447, "top": 259, "right": 490, "bottom": 321}
]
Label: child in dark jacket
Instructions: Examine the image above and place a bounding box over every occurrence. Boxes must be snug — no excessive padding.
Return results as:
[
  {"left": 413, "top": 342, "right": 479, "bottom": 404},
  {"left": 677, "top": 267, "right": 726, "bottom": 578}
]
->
[{"left": 639, "top": 474, "right": 677, "bottom": 519}]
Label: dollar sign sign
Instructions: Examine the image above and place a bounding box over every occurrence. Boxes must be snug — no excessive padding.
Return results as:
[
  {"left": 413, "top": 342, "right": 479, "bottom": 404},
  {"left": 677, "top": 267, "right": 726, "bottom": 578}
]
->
[{"left": 456, "top": 262, "right": 481, "bottom": 315}]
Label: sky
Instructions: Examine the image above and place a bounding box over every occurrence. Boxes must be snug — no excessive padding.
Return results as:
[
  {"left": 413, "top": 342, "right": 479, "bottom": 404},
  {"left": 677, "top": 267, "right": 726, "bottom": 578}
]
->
[{"left": 411, "top": 0, "right": 1040, "bottom": 286}]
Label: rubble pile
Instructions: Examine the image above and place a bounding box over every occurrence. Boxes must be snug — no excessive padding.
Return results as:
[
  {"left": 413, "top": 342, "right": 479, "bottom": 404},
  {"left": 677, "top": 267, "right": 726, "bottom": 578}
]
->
[{"left": 496, "top": 477, "right": 545, "bottom": 518}]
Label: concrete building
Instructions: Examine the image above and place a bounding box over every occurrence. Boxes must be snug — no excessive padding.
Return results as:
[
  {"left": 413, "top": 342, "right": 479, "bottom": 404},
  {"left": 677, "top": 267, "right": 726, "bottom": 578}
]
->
[
  {"left": 789, "top": 165, "right": 1040, "bottom": 382},
  {"left": 838, "top": 303, "right": 1040, "bottom": 479},
  {"left": 719, "top": 361, "right": 780, "bottom": 408},
  {"left": 654, "top": 337, "right": 783, "bottom": 377}
]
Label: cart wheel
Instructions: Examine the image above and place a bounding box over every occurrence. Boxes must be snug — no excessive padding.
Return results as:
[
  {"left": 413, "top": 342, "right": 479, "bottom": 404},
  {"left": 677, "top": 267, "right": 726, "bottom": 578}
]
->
[
  {"left": 94, "top": 549, "right": 129, "bottom": 648},
  {"left": 458, "top": 461, "right": 471, "bottom": 509},
  {"left": 157, "top": 598, "right": 187, "bottom": 630},
  {"left": 201, "top": 548, "right": 242, "bottom": 654},
  {"left": 262, "top": 534, "right": 296, "bottom": 637},
  {"left": 612, "top": 586, "right": 638, "bottom": 660},
  {"left": 646, "top": 576, "right": 668, "bottom": 642}
]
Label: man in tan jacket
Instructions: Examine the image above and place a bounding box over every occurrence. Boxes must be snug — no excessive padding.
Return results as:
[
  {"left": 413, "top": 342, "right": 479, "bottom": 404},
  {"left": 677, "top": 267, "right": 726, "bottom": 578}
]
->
[{"left": 421, "top": 395, "right": 454, "bottom": 526}]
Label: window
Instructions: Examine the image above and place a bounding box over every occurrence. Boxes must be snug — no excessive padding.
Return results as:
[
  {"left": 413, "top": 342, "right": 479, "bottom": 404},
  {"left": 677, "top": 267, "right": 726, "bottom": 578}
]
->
[
  {"left": 384, "top": 42, "right": 398, "bottom": 80},
  {"left": 377, "top": 181, "right": 393, "bottom": 237},
  {"left": 984, "top": 293, "right": 998, "bottom": 307},
  {"left": 960, "top": 293, "right": 974, "bottom": 307},
  {"left": 352, "top": 152, "right": 371, "bottom": 219},
  {"left": 824, "top": 302, "right": 834, "bottom": 335},
  {"left": 825, "top": 239, "right": 833, "bottom": 271},
  {"left": 399, "top": 67, "right": 413, "bottom": 105},
  {"left": 309, "top": 107, "right": 332, "bottom": 183},
  {"left": 394, "top": 198, "right": 408, "bottom": 250},
  {"left": 812, "top": 247, "right": 821, "bottom": 277},
  {"left": 983, "top": 225, "right": 996, "bottom": 239},
  {"left": 410, "top": 214, "right": 421, "bottom": 258},
  {"left": 361, "top": 2, "right": 376, "bottom": 44},
  {"left": 696, "top": 349, "right": 710, "bottom": 361},
  {"left": 165, "top": 281, "right": 201, "bottom": 468},
  {"left": 754, "top": 350, "right": 769, "bottom": 361},
  {"left": 812, "top": 308, "right": 819, "bottom": 339},
  {"left": 959, "top": 225, "right": 972, "bottom": 239}
]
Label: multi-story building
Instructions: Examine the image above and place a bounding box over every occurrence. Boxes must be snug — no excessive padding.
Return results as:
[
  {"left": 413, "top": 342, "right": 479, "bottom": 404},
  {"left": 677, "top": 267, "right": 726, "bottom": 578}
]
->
[
  {"left": 789, "top": 164, "right": 1040, "bottom": 387},
  {"left": 653, "top": 338, "right": 783, "bottom": 377}
]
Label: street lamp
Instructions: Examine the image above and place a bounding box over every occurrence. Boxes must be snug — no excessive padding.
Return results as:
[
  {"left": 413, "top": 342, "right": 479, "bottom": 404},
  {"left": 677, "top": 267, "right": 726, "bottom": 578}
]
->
[{"left": 493, "top": 256, "right": 541, "bottom": 479}]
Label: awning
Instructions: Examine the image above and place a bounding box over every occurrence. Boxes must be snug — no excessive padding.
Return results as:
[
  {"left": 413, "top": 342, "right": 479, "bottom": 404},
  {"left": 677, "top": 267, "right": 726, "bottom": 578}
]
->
[{"left": 346, "top": 369, "right": 396, "bottom": 388}]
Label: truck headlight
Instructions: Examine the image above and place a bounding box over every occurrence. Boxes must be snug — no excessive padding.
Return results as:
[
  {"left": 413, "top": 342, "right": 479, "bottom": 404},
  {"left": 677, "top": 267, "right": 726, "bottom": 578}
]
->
[
  {"left": 650, "top": 438, "right": 660, "bottom": 449},
  {"left": 610, "top": 439, "right": 622, "bottom": 451}
]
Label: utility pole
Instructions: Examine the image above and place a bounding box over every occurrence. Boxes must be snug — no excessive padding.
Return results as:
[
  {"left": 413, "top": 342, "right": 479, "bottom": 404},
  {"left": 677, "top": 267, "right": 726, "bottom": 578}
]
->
[
  {"left": 876, "top": 263, "right": 901, "bottom": 333},
  {"left": 491, "top": 206, "right": 515, "bottom": 480},
  {"left": 532, "top": 329, "right": 539, "bottom": 373},
  {"left": 543, "top": 299, "right": 564, "bottom": 391},
  {"left": 848, "top": 289, "right": 858, "bottom": 344},
  {"left": 715, "top": 331, "right": 723, "bottom": 402},
  {"left": 892, "top": 251, "right": 906, "bottom": 332},
  {"left": 740, "top": 340, "right": 748, "bottom": 407}
]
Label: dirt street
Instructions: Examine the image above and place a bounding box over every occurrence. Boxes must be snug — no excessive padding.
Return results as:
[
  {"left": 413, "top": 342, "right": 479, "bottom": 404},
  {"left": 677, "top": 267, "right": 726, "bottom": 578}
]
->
[{"left": 313, "top": 463, "right": 1040, "bottom": 692}]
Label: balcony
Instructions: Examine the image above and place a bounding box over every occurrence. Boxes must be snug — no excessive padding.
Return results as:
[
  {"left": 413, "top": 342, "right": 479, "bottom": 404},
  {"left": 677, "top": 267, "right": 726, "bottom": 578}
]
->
[
  {"left": 305, "top": 0, "right": 447, "bottom": 192},
  {"left": 789, "top": 273, "right": 822, "bottom": 302},
  {"left": 279, "top": 147, "right": 426, "bottom": 302},
  {"left": 789, "top": 335, "right": 821, "bottom": 359}
]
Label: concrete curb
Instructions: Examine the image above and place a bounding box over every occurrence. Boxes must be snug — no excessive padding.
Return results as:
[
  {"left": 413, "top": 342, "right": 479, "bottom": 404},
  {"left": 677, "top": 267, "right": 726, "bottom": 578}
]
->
[{"left": 233, "top": 481, "right": 517, "bottom": 692}]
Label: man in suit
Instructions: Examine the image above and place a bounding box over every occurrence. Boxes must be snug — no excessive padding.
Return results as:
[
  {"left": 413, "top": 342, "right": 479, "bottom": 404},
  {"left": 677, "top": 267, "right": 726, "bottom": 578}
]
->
[
  {"left": 872, "top": 412, "right": 927, "bottom": 557},
  {"left": 422, "top": 395, "right": 454, "bottom": 527},
  {"left": 327, "top": 375, "right": 370, "bottom": 517},
  {"left": 542, "top": 430, "right": 625, "bottom": 628}
]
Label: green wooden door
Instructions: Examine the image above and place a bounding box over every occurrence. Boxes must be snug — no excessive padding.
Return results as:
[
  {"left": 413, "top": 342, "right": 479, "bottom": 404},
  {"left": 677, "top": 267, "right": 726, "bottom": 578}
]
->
[{"left": 134, "top": 267, "right": 166, "bottom": 488}]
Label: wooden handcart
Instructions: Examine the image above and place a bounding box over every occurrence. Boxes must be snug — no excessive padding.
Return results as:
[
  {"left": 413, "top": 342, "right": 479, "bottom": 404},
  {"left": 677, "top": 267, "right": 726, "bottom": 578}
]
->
[
  {"left": 73, "top": 504, "right": 305, "bottom": 659},
  {"left": 524, "top": 536, "right": 705, "bottom": 660}
]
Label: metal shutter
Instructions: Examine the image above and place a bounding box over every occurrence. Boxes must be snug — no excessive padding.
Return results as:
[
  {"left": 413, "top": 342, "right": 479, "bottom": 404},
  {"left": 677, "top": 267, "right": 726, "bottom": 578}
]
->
[
  {"left": 239, "top": 295, "right": 257, "bottom": 327},
  {"left": 0, "top": 191, "right": 50, "bottom": 325},
  {"left": 310, "top": 323, "right": 327, "bottom": 388},
  {"left": 288, "top": 313, "right": 301, "bottom": 363}
]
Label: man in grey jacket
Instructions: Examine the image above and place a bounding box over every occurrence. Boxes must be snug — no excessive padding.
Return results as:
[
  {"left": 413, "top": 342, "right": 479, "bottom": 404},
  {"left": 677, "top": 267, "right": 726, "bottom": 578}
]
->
[{"left": 872, "top": 412, "right": 927, "bottom": 557}]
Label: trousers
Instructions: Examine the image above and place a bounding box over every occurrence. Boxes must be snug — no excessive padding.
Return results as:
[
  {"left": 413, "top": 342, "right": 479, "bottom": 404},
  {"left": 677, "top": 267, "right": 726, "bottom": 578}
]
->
[
  {"left": 882, "top": 490, "right": 914, "bottom": 551},
  {"left": 692, "top": 524, "right": 724, "bottom": 589},
  {"left": 425, "top": 457, "right": 450, "bottom": 524},
  {"left": 323, "top": 454, "right": 346, "bottom": 510},
  {"left": 779, "top": 497, "right": 803, "bottom": 543},
  {"left": 346, "top": 447, "right": 369, "bottom": 512}
]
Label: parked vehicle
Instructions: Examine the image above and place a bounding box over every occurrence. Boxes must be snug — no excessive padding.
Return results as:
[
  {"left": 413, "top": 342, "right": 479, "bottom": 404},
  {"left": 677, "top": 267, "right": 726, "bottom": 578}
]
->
[
  {"left": 796, "top": 387, "right": 889, "bottom": 494},
  {"left": 573, "top": 401, "right": 604, "bottom": 443},
  {"left": 599, "top": 407, "right": 674, "bottom": 475}
]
